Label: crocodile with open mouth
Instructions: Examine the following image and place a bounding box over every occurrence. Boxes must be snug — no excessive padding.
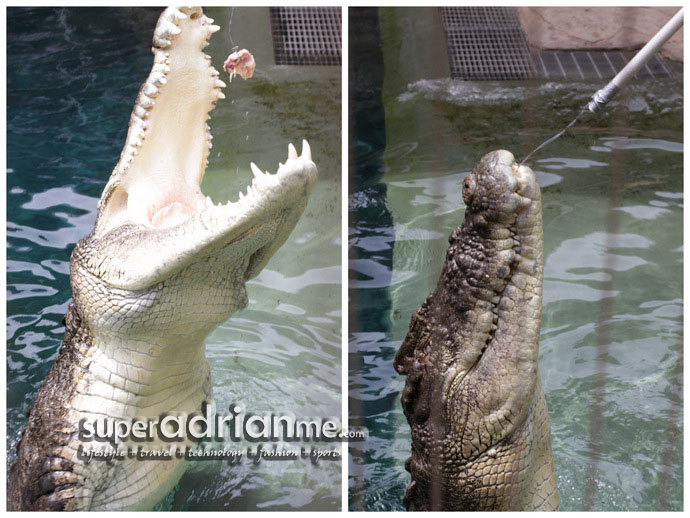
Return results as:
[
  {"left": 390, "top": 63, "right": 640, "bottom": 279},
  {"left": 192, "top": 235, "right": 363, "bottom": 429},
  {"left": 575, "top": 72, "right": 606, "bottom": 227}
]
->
[
  {"left": 8, "top": 7, "right": 317, "bottom": 511},
  {"left": 394, "top": 150, "right": 558, "bottom": 511}
]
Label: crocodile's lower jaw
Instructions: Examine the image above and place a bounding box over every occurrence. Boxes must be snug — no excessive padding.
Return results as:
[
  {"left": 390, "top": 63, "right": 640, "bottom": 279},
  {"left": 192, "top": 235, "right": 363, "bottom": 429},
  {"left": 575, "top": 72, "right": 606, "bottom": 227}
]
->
[{"left": 69, "top": 334, "right": 211, "bottom": 511}]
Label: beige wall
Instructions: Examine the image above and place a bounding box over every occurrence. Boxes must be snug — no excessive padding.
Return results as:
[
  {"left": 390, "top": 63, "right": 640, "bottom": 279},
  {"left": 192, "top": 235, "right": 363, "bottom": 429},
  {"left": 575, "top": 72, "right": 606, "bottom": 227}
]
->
[{"left": 517, "top": 7, "right": 683, "bottom": 61}]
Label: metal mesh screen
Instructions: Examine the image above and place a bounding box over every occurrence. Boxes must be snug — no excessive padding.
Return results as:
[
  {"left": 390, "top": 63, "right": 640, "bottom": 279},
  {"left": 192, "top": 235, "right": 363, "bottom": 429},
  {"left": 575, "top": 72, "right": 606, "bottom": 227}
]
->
[
  {"left": 535, "top": 50, "right": 673, "bottom": 80},
  {"left": 440, "top": 7, "right": 673, "bottom": 81},
  {"left": 270, "top": 7, "right": 341, "bottom": 66},
  {"left": 440, "top": 7, "right": 536, "bottom": 80}
]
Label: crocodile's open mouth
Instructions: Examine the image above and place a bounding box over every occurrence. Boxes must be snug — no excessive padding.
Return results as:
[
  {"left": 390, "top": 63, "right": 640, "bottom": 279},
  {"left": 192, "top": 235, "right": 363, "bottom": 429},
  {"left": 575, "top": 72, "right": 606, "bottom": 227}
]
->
[
  {"left": 129, "top": 140, "right": 313, "bottom": 231},
  {"left": 79, "top": 6, "right": 318, "bottom": 291}
]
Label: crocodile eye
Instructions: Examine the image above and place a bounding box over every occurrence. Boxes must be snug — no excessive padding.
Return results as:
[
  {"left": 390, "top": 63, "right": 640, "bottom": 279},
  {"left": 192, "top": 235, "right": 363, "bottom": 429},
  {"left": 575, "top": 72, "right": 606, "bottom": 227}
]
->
[{"left": 462, "top": 175, "right": 476, "bottom": 204}]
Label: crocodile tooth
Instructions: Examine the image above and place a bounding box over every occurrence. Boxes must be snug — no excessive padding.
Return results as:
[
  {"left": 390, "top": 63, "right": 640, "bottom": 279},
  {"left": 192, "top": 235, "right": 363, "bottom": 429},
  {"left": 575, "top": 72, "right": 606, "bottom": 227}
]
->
[
  {"left": 208, "top": 24, "right": 221, "bottom": 35},
  {"left": 143, "top": 84, "right": 159, "bottom": 98},
  {"left": 159, "top": 21, "right": 181, "bottom": 38},
  {"left": 288, "top": 143, "right": 298, "bottom": 159},
  {"left": 217, "top": 91, "right": 226, "bottom": 100},
  {"left": 171, "top": 8, "right": 187, "bottom": 21},
  {"left": 215, "top": 79, "right": 227, "bottom": 89},
  {"left": 139, "top": 96, "right": 155, "bottom": 109},
  {"left": 301, "top": 139, "right": 312, "bottom": 160},
  {"left": 250, "top": 162, "right": 263, "bottom": 179},
  {"left": 130, "top": 118, "right": 145, "bottom": 133},
  {"left": 150, "top": 72, "right": 167, "bottom": 86},
  {"left": 238, "top": 191, "right": 245, "bottom": 200}
]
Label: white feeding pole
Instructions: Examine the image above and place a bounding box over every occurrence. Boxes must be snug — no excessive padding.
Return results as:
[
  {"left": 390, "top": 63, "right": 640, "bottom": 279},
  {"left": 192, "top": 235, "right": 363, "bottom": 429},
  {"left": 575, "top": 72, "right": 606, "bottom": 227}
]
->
[{"left": 588, "top": 7, "right": 683, "bottom": 112}]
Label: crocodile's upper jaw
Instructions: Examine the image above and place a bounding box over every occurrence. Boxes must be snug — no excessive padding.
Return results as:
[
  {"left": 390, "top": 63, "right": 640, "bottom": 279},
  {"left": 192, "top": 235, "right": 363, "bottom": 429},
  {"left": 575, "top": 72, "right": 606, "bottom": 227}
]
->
[{"left": 96, "top": 7, "right": 223, "bottom": 237}]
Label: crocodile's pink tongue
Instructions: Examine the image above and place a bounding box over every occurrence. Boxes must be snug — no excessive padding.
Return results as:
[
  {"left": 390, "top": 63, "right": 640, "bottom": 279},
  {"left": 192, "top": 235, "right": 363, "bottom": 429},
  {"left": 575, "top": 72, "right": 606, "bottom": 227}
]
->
[{"left": 150, "top": 202, "right": 197, "bottom": 228}]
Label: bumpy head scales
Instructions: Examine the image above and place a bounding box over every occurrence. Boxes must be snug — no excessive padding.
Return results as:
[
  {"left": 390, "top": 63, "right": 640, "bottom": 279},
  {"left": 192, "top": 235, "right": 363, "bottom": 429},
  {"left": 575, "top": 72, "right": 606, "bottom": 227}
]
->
[
  {"left": 461, "top": 149, "right": 539, "bottom": 224},
  {"left": 395, "top": 150, "right": 553, "bottom": 510}
]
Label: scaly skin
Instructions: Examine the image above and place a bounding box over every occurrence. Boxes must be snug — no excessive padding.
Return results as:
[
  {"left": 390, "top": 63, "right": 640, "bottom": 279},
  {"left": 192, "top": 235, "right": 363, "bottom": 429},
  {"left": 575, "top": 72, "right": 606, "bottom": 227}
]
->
[
  {"left": 394, "top": 150, "right": 558, "bottom": 511},
  {"left": 8, "top": 7, "right": 317, "bottom": 511}
]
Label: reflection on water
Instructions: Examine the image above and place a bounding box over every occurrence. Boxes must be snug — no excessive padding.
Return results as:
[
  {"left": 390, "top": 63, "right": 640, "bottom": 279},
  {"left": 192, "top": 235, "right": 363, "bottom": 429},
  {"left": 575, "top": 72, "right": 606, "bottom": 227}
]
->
[
  {"left": 349, "top": 8, "right": 682, "bottom": 512},
  {"left": 6, "top": 7, "right": 341, "bottom": 511}
]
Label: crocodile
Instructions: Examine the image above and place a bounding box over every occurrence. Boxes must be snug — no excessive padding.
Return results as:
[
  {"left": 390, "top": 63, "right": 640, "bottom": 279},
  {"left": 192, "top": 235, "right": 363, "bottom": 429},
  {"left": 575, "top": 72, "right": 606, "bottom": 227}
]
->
[
  {"left": 8, "top": 7, "right": 317, "bottom": 511},
  {"left": 394, "top": 150, "right": 558, "bottom": 511}
]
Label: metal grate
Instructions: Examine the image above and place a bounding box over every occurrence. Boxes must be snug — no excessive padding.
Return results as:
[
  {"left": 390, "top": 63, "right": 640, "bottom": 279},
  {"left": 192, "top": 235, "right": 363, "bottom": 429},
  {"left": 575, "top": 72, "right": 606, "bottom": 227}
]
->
[
  {"left": 270, "top": 7, "right": 341, "bottom": 66},
  {"left": 440, "top": 7, "right": 673, "bottom": 82},
  {"left": 535, "top": 50, "right": 673, "bottom": 81},
  {"left": 440, "top": 7, "right": 536, "bottom": 80}
]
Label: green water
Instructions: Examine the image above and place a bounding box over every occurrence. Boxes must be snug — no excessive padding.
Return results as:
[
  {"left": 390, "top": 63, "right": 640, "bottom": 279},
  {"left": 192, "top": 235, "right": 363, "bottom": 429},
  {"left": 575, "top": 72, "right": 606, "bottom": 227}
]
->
[
  {"left": 6, "top": 7, "right": 341, "bottom": 510},
  {"left": 349, "top": 8, "right": 682, "bottom": 512}
]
